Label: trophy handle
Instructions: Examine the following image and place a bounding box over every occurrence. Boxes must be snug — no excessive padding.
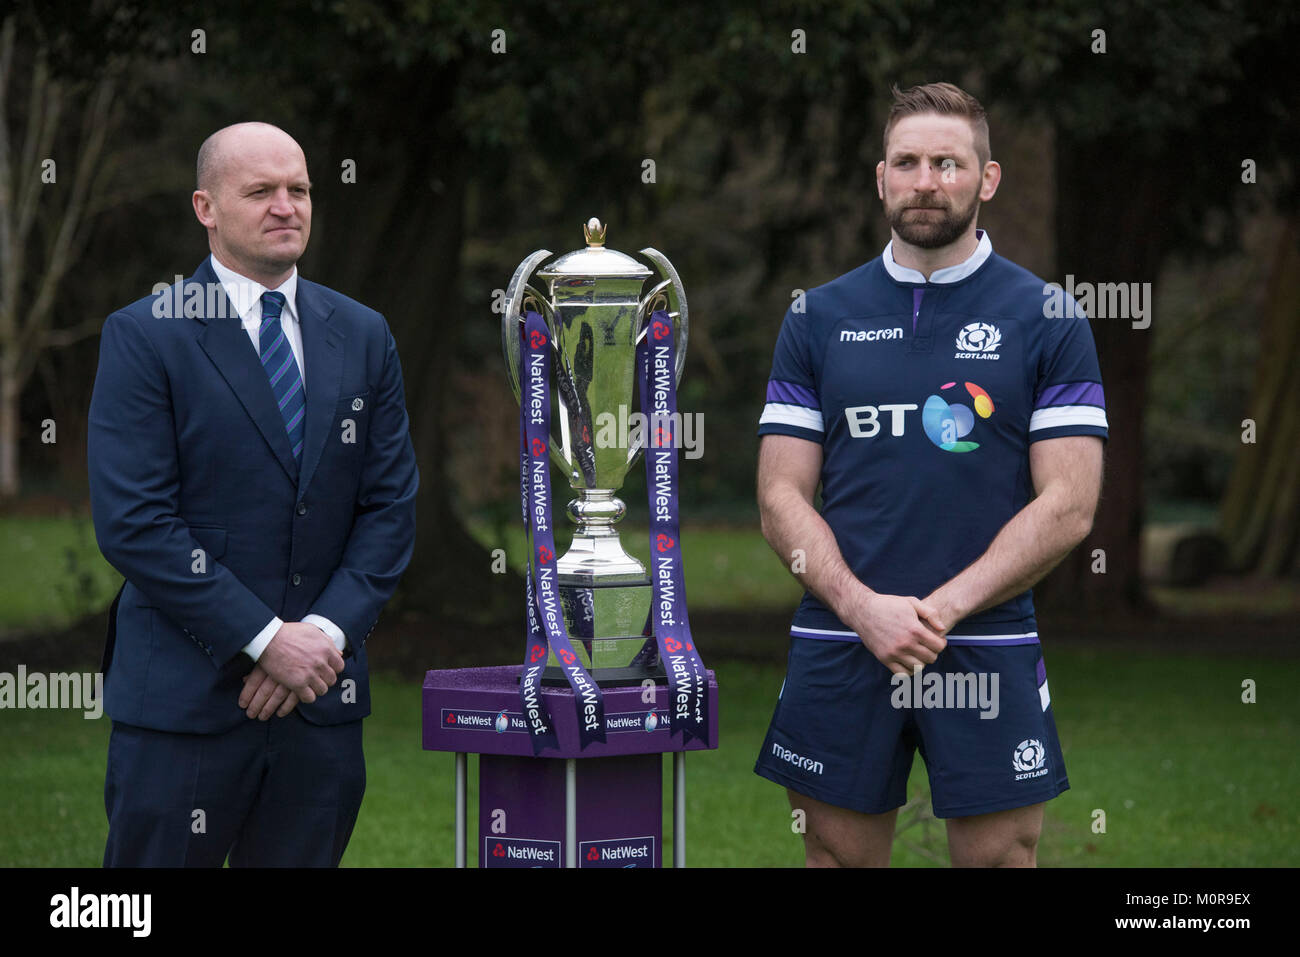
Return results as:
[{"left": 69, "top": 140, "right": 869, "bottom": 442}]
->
[
  {"left": 637, "top": 247, "right": 689, "bottom": 386},
  {"left": 501, "top": 250, "right": 585, "bottom": 478},
  {"left": 501, "top": 249, "right": 553, "bottom": 404}
]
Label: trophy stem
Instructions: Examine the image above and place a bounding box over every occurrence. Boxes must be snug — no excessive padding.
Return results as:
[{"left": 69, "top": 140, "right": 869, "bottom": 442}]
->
[
  {"left": 558, "top": 489, "right": 648, "bottom": 584},
  {"left": 553, "top": 488, "right": 656, "bottom": 683}
]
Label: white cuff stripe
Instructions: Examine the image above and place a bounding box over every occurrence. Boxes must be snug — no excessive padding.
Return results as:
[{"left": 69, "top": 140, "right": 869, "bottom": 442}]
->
[
  {"left": 789, "top": 626, "right": 1040, "bottom": 642},
  {"left": 1029, "top": 405, "right": 1109, "bottom": 431},
  {"left": 1039, "top": 679, "right": 1051, "bottom": 711},
  {"left": 760, "top": 403, "right": 824, "bottom": 432}
]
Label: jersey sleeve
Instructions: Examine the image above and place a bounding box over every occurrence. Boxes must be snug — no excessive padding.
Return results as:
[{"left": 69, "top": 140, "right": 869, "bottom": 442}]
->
[
  {"left": 1029, "top": 305, "right": 1109, "bottom": 443},
  {"left": 757, "top": 304, "right": 824, "bottom": 443}
]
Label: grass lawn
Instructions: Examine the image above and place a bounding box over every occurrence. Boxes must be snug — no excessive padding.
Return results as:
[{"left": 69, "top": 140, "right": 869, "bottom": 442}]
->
[
  {"left": 0, "top": 515, "right": 798, "bottom": 637},
  {"left": 2, "top": 513, "right": 1295, "bottom": 866},
  {"left": 2, "top": 648, "right": 1296, "bottom": 867},
  {"left": 0, "top": 516, "right": 122, "bottom": 636},
  {"left": 468, "top": 519, "right": 805, "bottom": 612}
]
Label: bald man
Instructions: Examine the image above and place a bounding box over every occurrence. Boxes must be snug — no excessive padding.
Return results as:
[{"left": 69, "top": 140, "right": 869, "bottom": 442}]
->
[{"left": 88, "top": 122, "right": 419, "bottom": 866}]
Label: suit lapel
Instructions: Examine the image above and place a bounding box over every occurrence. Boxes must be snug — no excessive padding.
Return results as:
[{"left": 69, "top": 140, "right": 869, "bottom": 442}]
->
[
  {"left": 295, "top": 279, "right": 343, "bottom": 495},
  {"left": 193, "top": 259, "right": 299, "bottom": 484}
]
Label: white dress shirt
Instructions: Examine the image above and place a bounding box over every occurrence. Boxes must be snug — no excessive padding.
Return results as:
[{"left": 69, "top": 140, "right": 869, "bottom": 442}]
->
[{"left": 208, "top": 254, "right": 349, "bottom": 661}]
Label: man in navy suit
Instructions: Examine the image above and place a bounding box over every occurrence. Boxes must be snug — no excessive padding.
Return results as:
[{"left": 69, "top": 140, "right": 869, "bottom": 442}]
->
[{"left": 88, "top": 121, "right": 419, "bottom": 866}]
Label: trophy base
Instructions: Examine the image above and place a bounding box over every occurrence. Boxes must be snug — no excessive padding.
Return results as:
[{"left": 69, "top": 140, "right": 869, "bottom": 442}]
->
[{"left": 538, "top": 660, "right": 667, "bottom": 688}]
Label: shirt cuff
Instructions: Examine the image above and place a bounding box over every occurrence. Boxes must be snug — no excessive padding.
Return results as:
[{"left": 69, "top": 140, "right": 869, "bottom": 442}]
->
[
  {"left": 304, "top": 614, "right": 348, "bottom": 654},
  {"left": 243, "top": 617, "right": 283, "bottom": 662}
]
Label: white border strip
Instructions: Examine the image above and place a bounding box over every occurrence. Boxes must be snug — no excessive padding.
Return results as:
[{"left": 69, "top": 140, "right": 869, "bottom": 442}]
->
[
  {"left": 1029, "top": 405, "right": 1108, "bottom": 432},
  {"left": 790, "top": 626, "right": 1040, "bottom": 643},
  {"left": 759, "top": 402, "right": 824, "bottom": 432}
]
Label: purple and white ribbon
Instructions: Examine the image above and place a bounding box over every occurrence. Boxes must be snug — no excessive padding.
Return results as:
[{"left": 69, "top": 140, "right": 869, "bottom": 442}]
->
[
  {"left": 518, "top": 310, "right": 605, "bottom": 753},
  {"left": 638, "top": 310, "right": 710, "bottom": 745}
]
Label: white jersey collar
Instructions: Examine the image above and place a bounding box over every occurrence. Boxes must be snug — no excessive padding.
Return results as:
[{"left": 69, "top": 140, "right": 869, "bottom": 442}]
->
[{"left": 883, "top": 228, "right": 992, "bottom": 284}]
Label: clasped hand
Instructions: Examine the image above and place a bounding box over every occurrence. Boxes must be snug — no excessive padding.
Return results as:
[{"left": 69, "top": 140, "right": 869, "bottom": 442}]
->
[
  {"left": 847, "top": 591, "right": 951, "bottom": 676},
  {"left": 238, "top": 621, "right": 346, "bottom": 720}
]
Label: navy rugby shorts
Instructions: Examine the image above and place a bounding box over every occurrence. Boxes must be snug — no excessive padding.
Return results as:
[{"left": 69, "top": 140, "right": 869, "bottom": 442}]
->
[{"left": 753, "top": 637, "right": 1068, "bottom": 818}]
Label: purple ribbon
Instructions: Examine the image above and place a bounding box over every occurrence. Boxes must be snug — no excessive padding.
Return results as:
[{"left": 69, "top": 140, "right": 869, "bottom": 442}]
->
[
  {"left": 638, "top": 310, "right": 710, "bottom": 745},
  {"left": 518, "top": 311, "right": 606, "bottom": 753}
]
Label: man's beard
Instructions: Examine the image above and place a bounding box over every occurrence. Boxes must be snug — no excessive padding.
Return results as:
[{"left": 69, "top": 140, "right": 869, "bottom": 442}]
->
[{"left": 886, "top": 191, "right": 980, "bottom": 250}]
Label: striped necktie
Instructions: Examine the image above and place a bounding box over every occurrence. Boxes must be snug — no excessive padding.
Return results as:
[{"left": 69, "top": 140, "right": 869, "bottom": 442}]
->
[{"left": 259, "top": 291, "right": 305, "bottom": 465}]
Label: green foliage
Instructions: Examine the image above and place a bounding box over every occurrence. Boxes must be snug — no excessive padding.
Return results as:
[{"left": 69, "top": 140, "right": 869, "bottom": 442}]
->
[{"left": 14, "top": 0, "right": 1298, "bottom": 554}]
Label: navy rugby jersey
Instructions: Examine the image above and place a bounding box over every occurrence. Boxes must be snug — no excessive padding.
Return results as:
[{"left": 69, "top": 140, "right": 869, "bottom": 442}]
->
[{"left": 758, "top": 231, "right": 1108, "bottom": 646}]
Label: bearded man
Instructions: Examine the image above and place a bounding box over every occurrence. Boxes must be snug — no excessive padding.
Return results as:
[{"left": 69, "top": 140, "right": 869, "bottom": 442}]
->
[{"left": 753, "top": 82, "right": 1107, "bottom": 867}]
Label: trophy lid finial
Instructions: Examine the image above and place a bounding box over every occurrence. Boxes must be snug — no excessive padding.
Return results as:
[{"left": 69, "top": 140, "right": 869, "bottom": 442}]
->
[{"left": 538, "top": 217, "right": 651, "bottom": 280}]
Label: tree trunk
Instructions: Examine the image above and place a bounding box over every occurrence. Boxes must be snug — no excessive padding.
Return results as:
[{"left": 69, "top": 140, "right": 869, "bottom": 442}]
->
[
  {"left": 1036, "top": 131, "right": 1173, "bottom": 613},
  {"left": 309, "top": 73, "right": 517, "bottom": 630},
  {"left": 1219, "top": 216, "right": 1300, "bottom": 575},
  {"left": 0, "top": 353, "right": 19, "bottom": 497}
]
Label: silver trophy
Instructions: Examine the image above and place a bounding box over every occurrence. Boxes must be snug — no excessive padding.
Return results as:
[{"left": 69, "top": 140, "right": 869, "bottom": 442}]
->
[{"left": 503, "top": 218, "right": 687, "bottom": 683}]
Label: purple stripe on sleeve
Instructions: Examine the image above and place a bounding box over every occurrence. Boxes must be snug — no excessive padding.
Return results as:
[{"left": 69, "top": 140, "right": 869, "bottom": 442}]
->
[
  {"left": 766, "top": 379, "right": 819, "bottom": 408},
  {"left": 1036, "top": 381, "right": 1105, "bottom": 409},
  {"left": 1036, "top": 657, "right": 1047, "bottom": 686}
]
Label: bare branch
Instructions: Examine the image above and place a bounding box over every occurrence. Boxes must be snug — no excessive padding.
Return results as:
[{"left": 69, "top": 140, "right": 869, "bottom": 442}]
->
[
  {"left": 0, "top": 17, "right": 14, "bottom": 109},
  {"left": 21, "top": 76, "right": 114, "bottom": 357},
  {"left": 41, "top": 314, "right": 103, "bottom": 349},
  {"left": 0, "top": 17, "right": 17, "bottom": 340},
  {"left": 15, "top": 53, "right": 60, "bottom": 249},
  {"left": 86, "top": 142, "right": 187, "bottom": 216},
  {"left": 13, "top": 313, "right": 103, "bottom": 390}
]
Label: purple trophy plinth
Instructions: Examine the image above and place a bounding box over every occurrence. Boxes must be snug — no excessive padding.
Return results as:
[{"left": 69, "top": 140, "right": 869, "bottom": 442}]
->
[{"left": 423, "top": 665, "right": 719, "bottom": 867}]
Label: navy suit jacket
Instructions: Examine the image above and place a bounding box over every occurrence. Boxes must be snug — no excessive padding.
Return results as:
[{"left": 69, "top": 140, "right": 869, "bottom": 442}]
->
[{"left": 88, "top": 257, "right": 419, "bottom": 734}]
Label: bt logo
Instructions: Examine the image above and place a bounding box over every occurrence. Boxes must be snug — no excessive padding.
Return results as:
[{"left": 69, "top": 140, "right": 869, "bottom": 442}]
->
[
  {"left": 844, "top": 381, "right": 995, "bottom": 453},
  {"left": 844, "top": 403, "right": 917, "bottom": 438}
]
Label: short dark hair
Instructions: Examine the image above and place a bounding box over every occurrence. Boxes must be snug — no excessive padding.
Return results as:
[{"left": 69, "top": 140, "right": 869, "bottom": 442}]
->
[{"left": 883, "top": 82, "right": 990, "bottom": 167}]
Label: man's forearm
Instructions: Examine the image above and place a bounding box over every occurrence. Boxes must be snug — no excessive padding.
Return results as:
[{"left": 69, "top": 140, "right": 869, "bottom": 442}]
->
[
  {"left": 759, "top": 482, "right": 870, "bottom": 621},
  {"left": 927, "top": 489, "right": 1092, "bottom": 625}
]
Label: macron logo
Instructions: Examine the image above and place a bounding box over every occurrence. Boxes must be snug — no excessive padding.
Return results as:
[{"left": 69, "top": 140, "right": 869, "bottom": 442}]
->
[
  {"left": 772, "top": 741, "right": 824, "bottom": 775},
  {"left": 840, "top": 328, "right": 903, "bottom": 343}
]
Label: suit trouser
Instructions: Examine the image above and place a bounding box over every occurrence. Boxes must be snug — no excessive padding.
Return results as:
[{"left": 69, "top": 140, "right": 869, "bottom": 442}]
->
[{"left": 103, "top": 711, "right": 365, "bottom": 867}]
